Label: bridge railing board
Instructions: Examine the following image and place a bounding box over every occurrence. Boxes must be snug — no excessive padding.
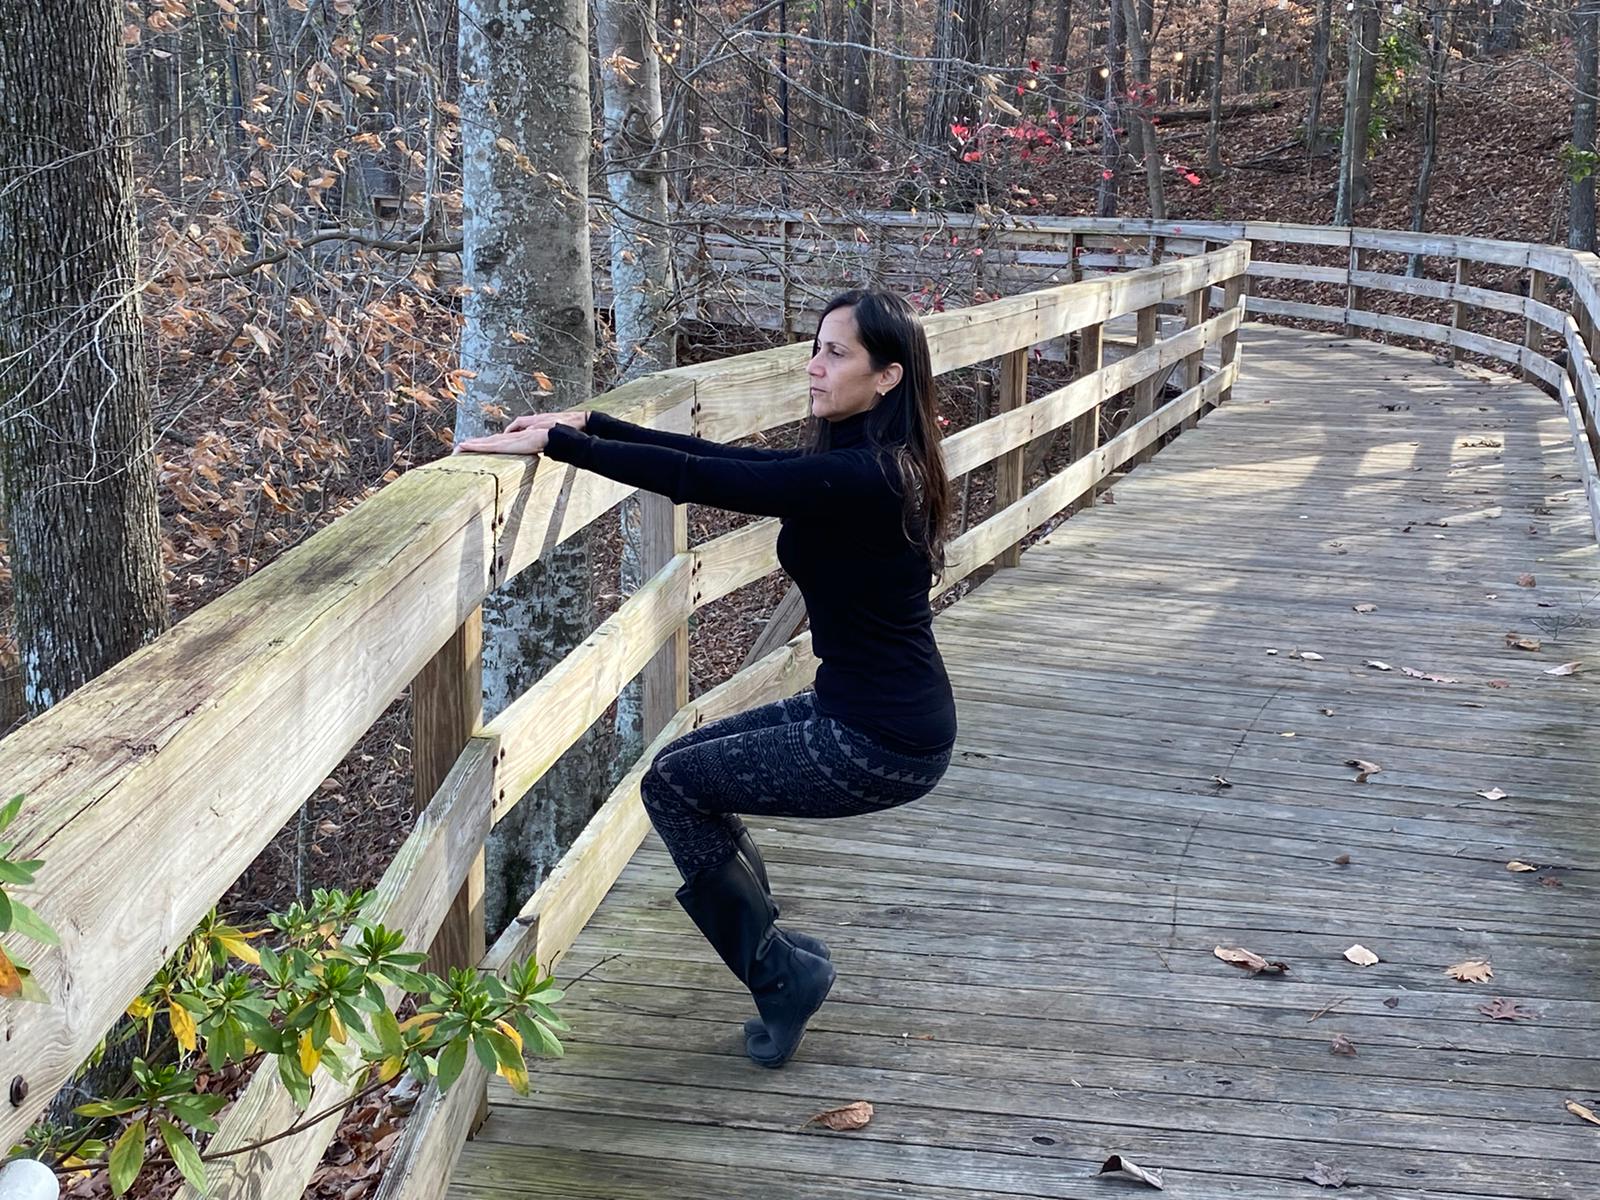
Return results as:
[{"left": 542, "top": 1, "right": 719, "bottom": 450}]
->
[{"left": 0, "top": 240, "right": 1249, "bottom": 1198}]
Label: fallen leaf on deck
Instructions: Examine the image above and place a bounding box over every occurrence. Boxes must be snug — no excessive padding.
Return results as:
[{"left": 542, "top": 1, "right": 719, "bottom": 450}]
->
[
  {"left": 1279, "top": 731, "right": 1297, "bottom": 738},
  {"left": 1401, "top": 666, "right": 1460, "bottom": 683},
  {"left": 1097, "top": 1154, "right": 1164, "bottom": 1189},
  {"left": 1365, "top": 660, "right": 1393, "bottom": 671},
  {"left": 1517, "top": 574, "right": 1537, "bottom": 587},
  {"left": 1214, "top": 945, "right": 1290, "bottom": 975},
  {"left": 1487, "top": 679, "right": 1511, "bottom": 688},
  {"left": 1343, "top": 944, "right": 1380, "bottom": 967},
  {"left": 1507, "top": 860, "right": 1538, "bottom": 872},
  {"left": 1461, "top": 437, "right": 1503, "bottom": 448},
  {"left": 1333, "top": 854, "right": 1351, "bottom": 866},
  {"left": 1476, "top": 787, "right": 1509, "bottom": 801},
  {"left": 1297, "top": 651, "right": 1325, "bottom": 661},
  {"left": 1345, "top": 759, "right": 1382, "bottom": 783},
  {"left": 1329, "top": 1034, "right": 1357, "bottom": 1056},
  {"left": 1305, "top": 1161, "right": 1349, "bottom": 1188},
  {"left": 804, "top": 1101, "right": 874, "bottom": 1131},
  {"left": 1545, "top": 661, "right": 1583, "bottom": 676},
  {"left": 1565, "top": 1100, "right": 1600, "bottom": 1128},
  {"left": 1382, "top": 996, "right": 1400, "bottom": 1008},
  {"left": 1210, "top": 775, "right": 1232, "bottom": 788},
  {"left": 1540, "top": 876, "right": 1564, "bottom": 888},
  {"left": 1353, "top": 603, "right": 1378, "bottom": 613},
  {"left": 1505, "top": 633, "right": 1542, "bottom": 652},
  {"left": 1446, "top": 960, "right": 1493, "bottom": 983},
  {"left": 1321, "top": 707, "right": 1336, "bottom": 716},
  {"left": 1480, "top": 997, "right": 1539, "bottom": 1021}
]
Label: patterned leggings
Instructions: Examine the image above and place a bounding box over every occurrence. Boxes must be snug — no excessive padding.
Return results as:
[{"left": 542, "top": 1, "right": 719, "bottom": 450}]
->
[{"left": 640, "top": 690, "right": 953, "bottom": 880}]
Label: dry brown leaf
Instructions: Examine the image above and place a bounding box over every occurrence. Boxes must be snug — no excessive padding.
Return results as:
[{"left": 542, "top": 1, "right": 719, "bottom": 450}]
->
[
  {"left": 1329, "top": 1034, "right": 1357, "bottom": 1056},
  {"left": 1505, "top": 632, "right": 1542, "bottom": 652},
  {"left": 1545, "top": 661, "right": 1583, "bottom": 676},
  {"left": 1097, "top": 1154, "right": 1164, "bottom": 1189},
  {"left": 1476, "top": 787, "right": 1509, "bottom": 801},
  {"left": 1343, "top": 944, "right": 1380, "bottom": 967},
  {"left": 1480, "top": 997, "right": 1539, "bottom": 1021},
  {"left": 1445, "top": 959, "right": 1493, "bottom": 983},
  {"left": 1333, "top": 853, "right": 1351, "bottom": 866},
  {"left": 1487, "top": 679, "right": 1511, "bottom": 688},
  {"left": 1214, "top": 945, "right": 1290, "bottom": 975},
  {"left": 1279, "top": 731, "right": 1297, "bottom": 738},
  {"left": 1506, "top": 860, "right": 1538, "bottom": 872},
  {"left": 1353, "top": 603, "right": 1378, "bottom": 613},
  {"left": 1298, "top": 651, "right": 1325, "bottom": 661},
  {"left": 1517, "top": 573, "right": 1537, "bottom": 587},
  {"left": 1365, "top": 659, "right": 1393, "bottom": 671},
  {"left": 1321, "top": 707, "right": 1336, "bottom": 716},
  {"left": 0, "top": 947, "right": 21, "bottom": 999},
  {"left": 1565, "top": 1100, "right": 1600, "bottom": 1128},
  {"left": 804, "top": 1101, "right": 874, "bottom": 1131},
  {"left": 1401, "top": 666, "right": 1460, "bottom": 683},
  {"left": 1305, "top": 1161, "right": 1349, "bottom": 1188},
  {"left": 1345, "top": 758, "right": 1382, "bottom": 783}
]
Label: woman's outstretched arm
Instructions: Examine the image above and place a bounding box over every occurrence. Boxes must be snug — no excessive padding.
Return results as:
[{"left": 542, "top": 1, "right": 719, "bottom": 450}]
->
[{"left": 584, "top": 410, "right": 802, "bottom": 462}]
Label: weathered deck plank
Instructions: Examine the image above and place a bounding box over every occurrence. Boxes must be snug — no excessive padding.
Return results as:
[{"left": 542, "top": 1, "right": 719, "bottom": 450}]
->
[{"left": 450, "top": 326, "right": 1600, "bottom": 1197}]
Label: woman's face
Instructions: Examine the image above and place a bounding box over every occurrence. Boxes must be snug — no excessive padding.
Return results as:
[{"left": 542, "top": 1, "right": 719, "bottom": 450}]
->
[{"left": 807, "top": 306, "right": 904, "bottom": 422}]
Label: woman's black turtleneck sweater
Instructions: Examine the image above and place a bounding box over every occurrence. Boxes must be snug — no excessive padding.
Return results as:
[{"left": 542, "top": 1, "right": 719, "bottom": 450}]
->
[{"left": 544, "top": 409, "right": 957, "bottom": 753}]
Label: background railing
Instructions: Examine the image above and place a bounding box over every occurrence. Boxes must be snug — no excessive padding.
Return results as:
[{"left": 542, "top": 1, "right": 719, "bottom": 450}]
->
[
  {"left": 0, "top": 239, "right": 1250, "bottom": 1200},
  {"left": 676, "top": 211, "right": 1600, "bottom": 545}
]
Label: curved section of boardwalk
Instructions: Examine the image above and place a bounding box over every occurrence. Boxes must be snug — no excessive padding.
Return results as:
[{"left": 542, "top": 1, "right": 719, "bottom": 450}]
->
[{"left": 450, "top": 327, "right": 1600, "bottom": 1199}]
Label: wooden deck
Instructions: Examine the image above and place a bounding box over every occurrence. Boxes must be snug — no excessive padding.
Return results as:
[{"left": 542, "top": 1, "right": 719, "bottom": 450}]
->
[{"left": 448, "top": 326, "right": 1600, "bottom": 1199}]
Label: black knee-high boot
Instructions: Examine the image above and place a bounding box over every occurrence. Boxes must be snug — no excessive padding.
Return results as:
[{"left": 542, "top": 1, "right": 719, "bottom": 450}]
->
[
  {"left": 675, "top": 855, "right": 836, "bottom": 1068},
  {"left": 732, "top": 826, "right": 831, "bottom": 960}
]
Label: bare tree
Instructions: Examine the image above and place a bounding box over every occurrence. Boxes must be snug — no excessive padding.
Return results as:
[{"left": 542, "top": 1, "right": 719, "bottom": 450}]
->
[
  {"left": 1572, "top": 0, "right": 1598, "bottom": 250},
  {"left": 456, "top": 0, "right": 611, "bottom": 934},
  {"left": 1334, "top": 0, "right": 1381, "bottom": 224},
  {"left": 1408, "top": 0, "right": 1450, "bottom": 273},
  {"left": 1206, "top": 0, "right": 1228, "bottom": 171},
  {"left": 0, "top": 0, "right": 169, "bottom": 716},
  {"left": 1120, "top": 0, "right": 1165, "bottom": 216}
]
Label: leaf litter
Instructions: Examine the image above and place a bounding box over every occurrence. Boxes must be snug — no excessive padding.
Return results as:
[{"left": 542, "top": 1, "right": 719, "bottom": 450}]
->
[{"left": 1214, "top": 945, "right": 1290, "bottom": 975}]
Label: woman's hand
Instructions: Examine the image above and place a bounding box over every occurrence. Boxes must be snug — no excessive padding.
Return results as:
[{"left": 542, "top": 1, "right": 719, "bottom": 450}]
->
[{"left": 453, "top": 410, "right": 588, "bottom": 456}]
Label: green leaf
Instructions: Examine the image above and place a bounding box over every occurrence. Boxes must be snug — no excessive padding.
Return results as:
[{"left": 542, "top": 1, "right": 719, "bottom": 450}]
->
[
  {"left": 470, "top": 1033, "right": 498, "bottom": 1072},
  {"left": 434, "top": 1038, "right": 468, "bottom": 1092},
  {"left": 277, "top": 1053, "right": 312, "bottom": 1110},
  {"left": 0, "top": 859, "right": 38, "bottom": 886},
  {"left": 4, "top": 896, "right": 56, "bottom": 946},
  {"left": 370, "top": 1008, "right": 403, "bottom": 1058},
  {"left": 0, "top": 795, "right": 23, "bottom": 835},
  {"left": 74, "top": 1098, "right": 145, "bottom": 1119},
  {"left": 0, "top": 888, "right": 12, "bottom": 934},
  {"left": 164, "top": 1095, "right": 224, "bottom": 1135},
  {"left": 110, "top": 1119, "right": 148, "bottom": 1196},
  {"left": 529, "top": 1020, "right": 564, "bottom": 1059},
  {"left": 158, "top": 1119, "right": 207, "bottom": 1194}
]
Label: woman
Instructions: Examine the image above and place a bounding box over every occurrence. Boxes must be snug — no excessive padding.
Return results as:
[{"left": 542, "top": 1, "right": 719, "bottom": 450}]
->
[{"left": 455, "top": 289, "right": 957, "bottom": 1068}]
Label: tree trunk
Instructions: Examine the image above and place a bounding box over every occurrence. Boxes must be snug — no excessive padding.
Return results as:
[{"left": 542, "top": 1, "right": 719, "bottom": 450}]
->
[
  {"left": 1096, "top": 0, "right": 1125, "bottom": 216},
  {"left": 843, "top": 0, "right": 874, "bottom": 161},
  {"left": 0, "top": 0, "right": 170, "bottom": 716},
  {"left": 457, "top": 0, "right": 611, "bottom": 937},
  {"left": 1334, "top": 0, "right": 1380, "bottom": 224},
  {"left": 1489, "top": 0, "right": 1522, "bottom": 54},
  {"left": 1049, "top": 0, "right": 1072, "bottom": 105},
  {"left": 1206, "top": 0, "right": 1228, "bottom": 171},
  {"left": 893, "top": 0, "right": 910, "bottom": 141},
  {"left": 596, "top": 0, "right": 676, "bottom": 780},
  {"left": 1407, "top": 0, "right": 1448, "bottom": 274},
  {"left": 1305, "top": 0, "right": 1333, "bottom": 157},
  {"left": 1119, "top": 0, "right": 1165, "bottom": 217},
  {"left": 1573, "top": 0, "right": 1598, "bottom": 250}
]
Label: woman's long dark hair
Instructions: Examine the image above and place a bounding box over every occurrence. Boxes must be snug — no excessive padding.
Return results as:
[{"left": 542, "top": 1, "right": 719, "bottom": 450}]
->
[{"left": 806, "top": 289, "right": 952, "bottom": 576}]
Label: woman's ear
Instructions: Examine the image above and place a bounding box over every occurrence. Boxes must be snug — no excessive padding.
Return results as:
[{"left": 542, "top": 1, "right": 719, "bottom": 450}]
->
[{"left": 877, "top": 362, "right": 905, "bottom": 395}]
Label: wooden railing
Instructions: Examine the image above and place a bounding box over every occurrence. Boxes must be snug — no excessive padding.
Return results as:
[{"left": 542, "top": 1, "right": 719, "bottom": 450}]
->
[
  {"left": 683, "top": 211, "right": 1600, "bottom": 545},
  {"left": 0, "top": 241, "right": 1250, "bottom": 1198}
]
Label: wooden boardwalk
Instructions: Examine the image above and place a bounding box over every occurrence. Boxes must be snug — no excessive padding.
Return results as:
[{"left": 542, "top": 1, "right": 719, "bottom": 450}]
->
[{"left": 448, "top": 326, "right": 1600, "bottom": 1199}]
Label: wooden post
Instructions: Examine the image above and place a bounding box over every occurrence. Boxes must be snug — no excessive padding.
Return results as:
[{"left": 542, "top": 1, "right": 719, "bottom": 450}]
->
[
  {"left": 1132, "top": 303, "right": 1159, "bottom": 463},
  {"left": 779, "top": 219, "right": 795, "bottom": 342},
  {"left": 993, "top": 349, "right": 1029, "bottom": 567},
  {"left": 414, "top": 608, "right": 486, "bottom": 1130},
  {"left": 1217, "top": 273, "right": 1249, "bottom": 409},
  {"left": 1065, "top": 231, "right": 1079, "bottom": 283},
  {"left": 1444, "top": 255, "right": 1473, "bottom": 363},
  {"left": 1525, "top": 269, "right": 1550, "bottom": 382},
  {"left": 640, "top": 495, "right": 689, "bottom": 738},
  {"left": 1181, "top": 287, "right": 1207, "bottom": 430},
  {"left": 1070, "top": 322, "right": 1104, "bottom": 513},
  {"left": 1345, "top": 245, "right": 1368, "bottom": 335}
]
